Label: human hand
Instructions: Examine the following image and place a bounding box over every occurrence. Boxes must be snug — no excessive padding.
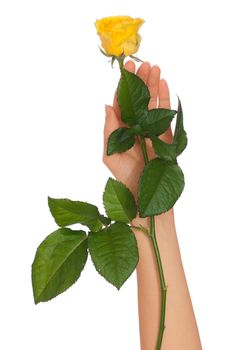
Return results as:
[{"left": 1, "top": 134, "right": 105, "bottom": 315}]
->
[{"left": 103, "top": 60, "right": 173, "bottom": 199}]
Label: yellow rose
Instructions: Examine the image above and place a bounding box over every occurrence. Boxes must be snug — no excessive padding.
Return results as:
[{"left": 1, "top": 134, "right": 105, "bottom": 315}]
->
[{"left": 95, "top": 15, "right": 144, "bottom": 57}]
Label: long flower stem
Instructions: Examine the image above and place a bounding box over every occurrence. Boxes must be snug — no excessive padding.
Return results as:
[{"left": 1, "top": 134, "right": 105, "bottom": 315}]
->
[
  {"left": 140, "top": 137, "right": 149, "bottom": 164},
  {"left": 150, "top": 217, "right": 167, "bottom": 349},
  {"left": 140, "top": 136, "right": 167, "bottom": 350},
  {"left": 117, "top": 56, "right": 125, "bottom": 70}
]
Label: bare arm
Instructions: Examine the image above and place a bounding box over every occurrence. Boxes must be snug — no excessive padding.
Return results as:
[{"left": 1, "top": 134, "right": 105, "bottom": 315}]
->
[
  {"left": 132, "top": 211, "right": 202, "bottom": 350},
  {"left": 103, "top": 61, "right": 202, "bottom": 349}
]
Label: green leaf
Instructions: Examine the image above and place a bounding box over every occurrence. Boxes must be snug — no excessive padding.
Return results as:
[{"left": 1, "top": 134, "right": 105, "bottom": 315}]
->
[
  {"left": 130, "top": 124, "right": 143, "bottom": 135},
  {"left": 103, "top": 178, "right": 137, "bottom": 223},
  {"left": 107, "top": 127, "right": 135, "bottom": 155},
  {"left": 152, "top": 136, "right": 177, "bottom": 162},
  {"left": 88, "top": 222, "right": 139, "bottom": 290},
  {"left": 173, "top": 97, "right": 188, "bottom": 155},
  {"left": 32, "top": 228, "right": 88, "bottom": 304},
  {"left": 138, "top": 158, "right": 185, "bottom": 217},
  {"left": 141, "top": 108, "right": 177, "bottom": 136},
  {"left": 48, "top": 197, "right": 103, "bottom": 231},
  {"left": 117, "top": 68, "right": 150, "bottom": 126}
]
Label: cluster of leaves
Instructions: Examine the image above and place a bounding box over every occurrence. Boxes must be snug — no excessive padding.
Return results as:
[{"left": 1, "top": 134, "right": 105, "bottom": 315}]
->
[
  {"left": 32, "top": 178, "right": 139, "bottom": 304},
  {"left": 107, "top": 68, "right": 188, "bottom": 217},
  {"left": 32, "top": 66, "right": 188, "bottom": 306}
]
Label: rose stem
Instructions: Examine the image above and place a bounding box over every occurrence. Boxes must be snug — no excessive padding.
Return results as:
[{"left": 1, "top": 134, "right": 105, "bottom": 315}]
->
[{"left": 140, "top": 136, "right": 167, "bottom": 350}]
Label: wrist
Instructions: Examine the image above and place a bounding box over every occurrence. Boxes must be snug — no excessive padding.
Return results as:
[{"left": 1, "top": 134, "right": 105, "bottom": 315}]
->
[
  {"left": 131, "top": 208, "right": 176, "bottom": 236},
  {"left": 131, "top": 213, "right": 149, "bottom": 228}
]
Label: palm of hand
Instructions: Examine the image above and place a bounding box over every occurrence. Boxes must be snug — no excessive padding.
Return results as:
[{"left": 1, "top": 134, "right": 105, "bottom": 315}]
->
[{"left": 103, "top": 60, "right": 173, "bottom": 199}]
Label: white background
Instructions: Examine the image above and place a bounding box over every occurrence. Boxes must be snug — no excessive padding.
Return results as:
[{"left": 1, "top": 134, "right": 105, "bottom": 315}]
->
[{"left": 0, "top": 0, "right": 231, "bottom": 349}]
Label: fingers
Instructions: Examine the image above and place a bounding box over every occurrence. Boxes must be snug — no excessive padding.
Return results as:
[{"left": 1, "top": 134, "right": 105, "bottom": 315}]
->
[
  {"left": 136, "top": 61, "right": 151, "bottom": 83},
  {"left": 113, "top": 60, "right": 136, "bottom": 118},
  {"left": 125, "top": 60, "right": 136, "bottom": 72},
  {"left": 147, "top": 65, "right": 161, "bottom": 109},
  {"left": 158, "top": 79, "right": 173, "bottom": 143},
  {"left": 158, "top": 79, "right": 171, "bottom": 109},
  {"left": 103, "top": 105, "right": 120, "bottom": 163}
]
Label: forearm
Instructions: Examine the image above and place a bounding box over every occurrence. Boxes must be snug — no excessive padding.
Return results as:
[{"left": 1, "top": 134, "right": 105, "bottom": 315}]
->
[{"left": 132, "top": 209, "right": 202, "bottom": 350}]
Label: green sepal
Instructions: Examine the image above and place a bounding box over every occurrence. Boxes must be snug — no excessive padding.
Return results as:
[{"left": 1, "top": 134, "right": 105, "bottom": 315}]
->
[
  {"left": 103, "top": 177, "right": 137, "bottom": 223},
  {"left": 32, "top": 228, "right": 88, "bottom": 304},
  {"left": 88, "top": 222, "right": 139, "bottom": 290},
  {"left": 111, "top": 56, "right": 116, "bottom": 68},
  {"left": 48, "top": 197, "right": 103, "bottom": 231},
  {"left": 129, "top": 55, "right": 144, "bottom": 63},
  {"left": 99, "top": 46, "right": 112, "bottom": 58},
  {"left": 138, "top": 158, "right": 185, "bottom": 217}
]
